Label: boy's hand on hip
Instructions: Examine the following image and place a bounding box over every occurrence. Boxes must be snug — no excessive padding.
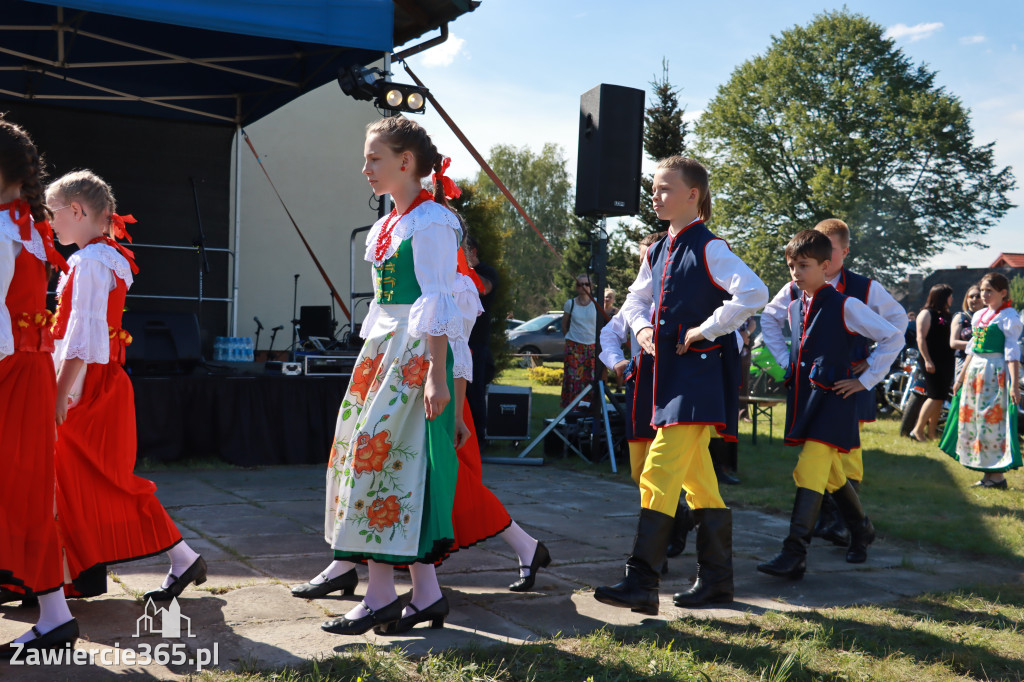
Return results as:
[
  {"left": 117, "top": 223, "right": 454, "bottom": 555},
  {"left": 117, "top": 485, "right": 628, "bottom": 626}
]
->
[
  {"left": 614, "top": 360, "right": 628, "bottom": 382},
  {"left": 676, "top": 327, "right": 704, "bottom": 355},
  {"left": 636, "top": 327, "right": 656, "bottom": 355},
  {"left": 833, "top": 378, "right": 865, "bottom": 398},
  {"left": 851, "top": 360, "right": 869, "bottom": 375}
]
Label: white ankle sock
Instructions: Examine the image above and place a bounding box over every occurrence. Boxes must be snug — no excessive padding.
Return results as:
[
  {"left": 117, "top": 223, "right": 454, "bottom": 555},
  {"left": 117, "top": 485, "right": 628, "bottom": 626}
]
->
[
  {"left": 309, "top": 560, "right": 356, "bottom": 585},
  {"left": 405, "top": 563, "right": 443, "bottom": 617},
  {"left": 500, "top": 521, "right": 539, "bottom": 578},
  {"left": 163, "top": 542, "right": 201, "bottom": 589},
  {"left": 343, "top": 561, "right": 395, "bottom": 620},
  {"left": 17, "top": 591, "right": 73, "bottom": 643}
]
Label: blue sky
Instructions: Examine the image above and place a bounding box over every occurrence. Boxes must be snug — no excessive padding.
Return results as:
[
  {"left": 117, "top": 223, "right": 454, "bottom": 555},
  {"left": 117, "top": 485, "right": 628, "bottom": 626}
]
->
[{"left": 400, "top": 0, "right": 1024, "bottom": 273}]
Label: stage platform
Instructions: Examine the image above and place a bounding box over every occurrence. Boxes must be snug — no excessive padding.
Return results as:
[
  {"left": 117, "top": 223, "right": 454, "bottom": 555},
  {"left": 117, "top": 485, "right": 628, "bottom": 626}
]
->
[{"left": 132, "top": 368, "right": 350, "bottom": 467}]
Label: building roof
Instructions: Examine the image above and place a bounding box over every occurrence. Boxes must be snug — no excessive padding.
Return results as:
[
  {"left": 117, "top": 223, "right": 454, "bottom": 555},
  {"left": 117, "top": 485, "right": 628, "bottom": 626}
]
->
[{"left": 991, "top": 253, "right": 1024, "bottom": 268}]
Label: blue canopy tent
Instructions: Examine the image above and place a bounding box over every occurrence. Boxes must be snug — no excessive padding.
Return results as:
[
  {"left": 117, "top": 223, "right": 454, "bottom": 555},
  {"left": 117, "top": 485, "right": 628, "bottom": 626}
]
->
[{"left": 0, "top": 0, "right": 476, "bottom": 336}]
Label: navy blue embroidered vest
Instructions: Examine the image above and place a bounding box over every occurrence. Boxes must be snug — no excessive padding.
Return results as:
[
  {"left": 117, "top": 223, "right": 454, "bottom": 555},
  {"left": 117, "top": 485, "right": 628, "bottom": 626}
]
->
[
  {"left": 643, "top": 222, "right": 739, "bottom": 438},
  {"left": 784, "top": 284, "right": 860, "bottom": 451}
]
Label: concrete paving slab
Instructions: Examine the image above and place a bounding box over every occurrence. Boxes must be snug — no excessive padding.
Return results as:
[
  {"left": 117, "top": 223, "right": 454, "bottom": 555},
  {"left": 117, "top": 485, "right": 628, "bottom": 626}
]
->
[{"left": 7, "top": 464, "right": 1019, "bottom": 679}]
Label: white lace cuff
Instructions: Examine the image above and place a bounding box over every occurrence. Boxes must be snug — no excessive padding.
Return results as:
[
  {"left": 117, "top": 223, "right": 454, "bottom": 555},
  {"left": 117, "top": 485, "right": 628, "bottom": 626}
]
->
[
  {"left": 58, "top": 315, "right": 110, "bottom": 364},
  {"left": 450, "top": 336, "right": 473, "bottom": 381},
  {"left": 408, "top": 291, "right": 464, "bottom": 341},
  {"left": 359, "top": 300, "right": 382, "bottom": 340},
  {"left": 453, "top": 274, "right": 483, "bottom": 339}
]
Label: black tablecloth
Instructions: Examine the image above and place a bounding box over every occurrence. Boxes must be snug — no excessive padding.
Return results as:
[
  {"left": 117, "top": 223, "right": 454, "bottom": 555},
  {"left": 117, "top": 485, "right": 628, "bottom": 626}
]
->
[{"left": 132, "top": 374, "right": 347, "bottom": 466}]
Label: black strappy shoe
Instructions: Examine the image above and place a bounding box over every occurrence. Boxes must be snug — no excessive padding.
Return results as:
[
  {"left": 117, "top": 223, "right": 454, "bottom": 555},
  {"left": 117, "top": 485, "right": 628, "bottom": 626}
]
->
[
  {"left": 509, "top": 541, "right": 551, "bottom": 592},
  {"left": 291, "top": 569, "right": 359, "bottom": 598},
  {"left": 375, "top": 595, "right": 449, "bottom": 635},
  {"left": 143, "top": 556, "right": 207, "bottom": 602},
  {"left": 321, "top": 599, "right": 402, "bottom": 635},
  {"left": 0, "top": 619, "right": 79, "bottom": 660}
]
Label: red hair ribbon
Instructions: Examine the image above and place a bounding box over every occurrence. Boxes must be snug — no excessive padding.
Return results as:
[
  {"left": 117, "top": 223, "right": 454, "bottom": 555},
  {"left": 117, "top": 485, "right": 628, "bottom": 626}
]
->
[
  {"left": 432, "top": 156, "right": 462, "bottom": 201},
  {"left": 109, "top": 213, "right": 137, "bottom": 243},
  {"left": 0, "top": 198, "right": 68, "bottom": 272},
  {"left": 456, "top": 247, "right": 486, "bottom": 294}
]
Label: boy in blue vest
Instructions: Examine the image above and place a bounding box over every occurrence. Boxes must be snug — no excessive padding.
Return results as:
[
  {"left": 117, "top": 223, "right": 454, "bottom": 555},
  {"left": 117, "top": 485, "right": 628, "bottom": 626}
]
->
[
  {"left": 761, "top": 220, "right": 905, "bottom": 545},
  {"left": 758, "top": 230, "right": 902, "bottom": 579},
  {"left": 594, "top": 157, "right": 768, "bottom": 614}
]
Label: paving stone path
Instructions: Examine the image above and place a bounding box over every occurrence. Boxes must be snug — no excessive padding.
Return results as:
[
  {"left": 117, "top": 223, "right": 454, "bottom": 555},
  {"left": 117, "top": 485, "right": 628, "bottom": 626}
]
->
[{"left": 2, "top": 464, "right": 1020, "bottom": 679}]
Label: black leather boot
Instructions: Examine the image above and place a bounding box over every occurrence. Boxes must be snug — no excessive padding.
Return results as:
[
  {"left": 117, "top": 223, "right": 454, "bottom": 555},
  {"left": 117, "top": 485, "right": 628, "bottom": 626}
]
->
[
  {"left": 709, "top": 439, "right": 740, "bottom": 485},
  {"left": 673, "top": 508, "right": 734, "bottom": 607},
  {"left": 757, "top": 488, "right": 822, "bottom": 580},
  {"left": 594, "top": 508, "right": 674, "bottom": 615},
  {"left": 813, "top": 493, "right": 851, "bottom": 547},
  {"left": 831, "top": 481, "right": 875, "bottom": 563},
  {"left": 665, "top": 500, "right": 694, "bottom": 558}
]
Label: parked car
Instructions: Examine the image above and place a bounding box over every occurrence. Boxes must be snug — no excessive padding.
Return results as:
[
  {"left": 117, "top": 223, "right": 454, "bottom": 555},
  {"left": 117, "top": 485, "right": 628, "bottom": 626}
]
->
[
  {"left": 507, "top": 312, "right": 565, "bottom": 362},
  {"left": 504, "top": 318, "right": 525, "bottom": 332}
]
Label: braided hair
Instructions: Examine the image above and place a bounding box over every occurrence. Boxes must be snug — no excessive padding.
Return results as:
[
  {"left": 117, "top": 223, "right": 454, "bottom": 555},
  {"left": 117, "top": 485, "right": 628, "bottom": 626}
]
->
[
  {"left": 366, "top": 116, "right": 450, "bottom": 209},
  {"left": 0, "top": 117, "right": 51, "bottom": 223}
]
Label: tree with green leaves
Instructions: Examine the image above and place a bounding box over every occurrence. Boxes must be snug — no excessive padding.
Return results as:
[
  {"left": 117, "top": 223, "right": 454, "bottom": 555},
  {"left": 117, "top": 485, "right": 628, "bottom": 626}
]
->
[
  {"left": 694, "top": 10, "right": 1016, "bottom": 293},
  {"left": 624, "top": 58, "right": 688, "bottom": 245},
  {"left": 475, "top": 143, "right": 575, "bottom": 317},
  {"left": 449, "top": 181, "right": 515, "bottom": 373}
]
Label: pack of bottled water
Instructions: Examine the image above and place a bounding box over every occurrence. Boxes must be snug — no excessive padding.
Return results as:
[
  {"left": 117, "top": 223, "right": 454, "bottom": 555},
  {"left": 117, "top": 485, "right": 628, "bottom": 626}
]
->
[{"left": 213, "top": 336, "right": 254, "bottom": 362}]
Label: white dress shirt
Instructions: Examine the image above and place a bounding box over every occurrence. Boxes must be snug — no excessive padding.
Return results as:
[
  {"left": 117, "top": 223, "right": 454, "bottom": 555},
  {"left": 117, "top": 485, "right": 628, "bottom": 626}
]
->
[
  {"left": 621, "top": 237, "right": 768, "bottom": 341},
  {"left": 761, "top": 270, "right": 906, "bottom": 369}
]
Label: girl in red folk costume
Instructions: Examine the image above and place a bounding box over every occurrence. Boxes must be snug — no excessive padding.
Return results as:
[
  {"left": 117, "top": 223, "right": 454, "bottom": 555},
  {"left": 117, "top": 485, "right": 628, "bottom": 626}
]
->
[
  {"left": 46, "top": 170, "right": 205, "bottom": 603},
  {"left": 0, "top": 119, "right": 79, "bottom": 657}
]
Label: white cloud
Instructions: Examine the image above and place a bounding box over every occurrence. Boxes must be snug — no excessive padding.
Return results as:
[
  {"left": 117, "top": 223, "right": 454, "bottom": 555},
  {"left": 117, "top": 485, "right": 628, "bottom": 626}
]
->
[
  {"left": 683, "top": 109, "right": 704, "bottom": 123},
  {"left": 884, "top": 22, "right": 944, "bottom": 42},
  {"left": 419, "top": 34, "right": 466, "bottom": 68},
  {"left": 960, "top": 34, "right": 987, "bottom": 45}
]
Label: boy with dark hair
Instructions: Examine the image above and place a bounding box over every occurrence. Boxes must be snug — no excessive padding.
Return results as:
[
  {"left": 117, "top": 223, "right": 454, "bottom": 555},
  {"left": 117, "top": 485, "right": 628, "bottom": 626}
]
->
[
  {"left": 758, "top": 230, "right": 902, "bottom": 579},
  {"left": 761, "top": 219, "right": 905, "bottom": 544}
]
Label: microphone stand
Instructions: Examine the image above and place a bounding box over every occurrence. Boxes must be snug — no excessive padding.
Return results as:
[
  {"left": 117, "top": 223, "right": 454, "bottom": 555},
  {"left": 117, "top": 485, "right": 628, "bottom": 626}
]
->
[
  {"left": 190, "top": 177, "right": 211, "bottom": 329},
  {"left": 290, "top": 274, "right": 300, "bottom": 362},
  {"left": 253, "top": 317, "right": 264, "bottom": 356},
  {"left": 269, "top": 325, "right": 283, "bottom": 360}
]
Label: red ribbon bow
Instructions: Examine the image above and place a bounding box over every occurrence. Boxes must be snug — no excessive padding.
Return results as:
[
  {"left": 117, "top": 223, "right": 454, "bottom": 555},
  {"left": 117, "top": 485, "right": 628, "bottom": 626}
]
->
[
  {"left": 432, "top": 156, "right": 462, "bottom": 201},
  {"left": 109, "top": 213, "right": 137, "bottom": 243},
  {"left": 0, "top": 198, "right": 68, "bottom": 273}
]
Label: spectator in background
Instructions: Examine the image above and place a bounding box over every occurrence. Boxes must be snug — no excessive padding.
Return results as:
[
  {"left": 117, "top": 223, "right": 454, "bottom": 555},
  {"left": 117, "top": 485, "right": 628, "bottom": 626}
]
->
[
  {"left": 737, "top": 317, "right": 756, "bottom": 423},
  {"left": 560, "top": 274, "right": 597, "bottom": 407},
  {"left": 604, "top": 288, "right": 618, "bottom": 318},
  {"left": 909, "top": 284, "right": 955, "bottom": 442},
  {"left": 905, "top": 311, "right": 918, "bottom": 350},
  {"left": 951, "top": 284, "right": 983, "bottom": 378},
  {"left": 463, "top": 234, "right": 497, "bottom": 449}
]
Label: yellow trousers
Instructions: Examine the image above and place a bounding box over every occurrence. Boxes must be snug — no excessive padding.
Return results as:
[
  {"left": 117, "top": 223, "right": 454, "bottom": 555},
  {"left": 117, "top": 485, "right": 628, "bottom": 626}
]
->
[
  {"left": 627, "top": 441, "right": 651, "bottom": 486},
  {"left": 841, "top": 445, "right": 863, "bottom": 483},
  {"left": 639, "top": 424, "right": 725, "bottom": 514},
  {"left": 792, "top": 441, "right": 848, "bottom": 494}
]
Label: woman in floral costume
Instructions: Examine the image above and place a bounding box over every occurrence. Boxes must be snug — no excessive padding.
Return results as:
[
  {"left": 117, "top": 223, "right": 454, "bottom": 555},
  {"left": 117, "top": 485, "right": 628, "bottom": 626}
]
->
[
  {"left": 315, "top": 117, "right": 467, "bottom": 636},
  {"left": 940, "top": 273, "right": 1022, "bottom": 488}
]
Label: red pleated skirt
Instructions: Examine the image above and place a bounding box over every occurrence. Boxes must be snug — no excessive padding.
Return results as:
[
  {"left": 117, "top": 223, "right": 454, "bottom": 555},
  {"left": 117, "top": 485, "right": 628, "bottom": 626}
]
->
[
  {"left": 0, "top": 352, "right": 64, "bottom": 595},
  {"left": 450, "top": 396, "right": 511, "bottom": 550},
  {"left": 55, "top": 362, "right": 181, "bottom": 593}
]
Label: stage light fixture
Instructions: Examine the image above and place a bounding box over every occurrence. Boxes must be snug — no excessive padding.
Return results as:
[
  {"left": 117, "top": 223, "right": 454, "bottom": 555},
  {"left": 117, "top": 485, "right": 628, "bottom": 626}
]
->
[{"left": 375, "top": 83, "right": 428, "bottom": 114}]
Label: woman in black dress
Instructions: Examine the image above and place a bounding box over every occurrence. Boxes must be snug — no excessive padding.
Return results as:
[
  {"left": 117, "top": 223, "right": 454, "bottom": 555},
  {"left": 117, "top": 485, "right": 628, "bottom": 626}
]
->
[{"left": 909, "top": 284, "right": 955, "bottom": 442}]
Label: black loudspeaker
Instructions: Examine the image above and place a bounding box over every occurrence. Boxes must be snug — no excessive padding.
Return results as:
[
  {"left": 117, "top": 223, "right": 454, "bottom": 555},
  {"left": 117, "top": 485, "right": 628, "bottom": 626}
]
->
[
  {"left": 575, "top": 83, "right": 645, "bottom": 217},
  {"left": 123, "top": 312, "right": 202, "bottom": 375}
]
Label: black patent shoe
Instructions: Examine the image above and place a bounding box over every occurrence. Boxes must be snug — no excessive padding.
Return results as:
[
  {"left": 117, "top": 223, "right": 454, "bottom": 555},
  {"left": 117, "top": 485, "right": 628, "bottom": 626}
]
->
[
  {"left": 0, "top": 619, "right": 79, "bottom": 660},
  {"left": 143, "top": 556, "right": 208, "bottom": 602},
  {"left": 509, "top": 542, "right": 551, "bottom": 592},
  {"left": 375, "top": 595, "right": 449, "bottom": 635},
  {"left": 322, "top": 599, "right": 402, "bottom": 635},
  {"left": 291, "top": 569, "right": 358, "bottom": 599}
]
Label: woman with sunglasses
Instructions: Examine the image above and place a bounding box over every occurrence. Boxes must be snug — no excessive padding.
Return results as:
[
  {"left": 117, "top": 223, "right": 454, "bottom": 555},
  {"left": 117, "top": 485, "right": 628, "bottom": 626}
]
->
[
  {"left": 560, "top": 275, "right": 598, "bottom": 407},
  {"left": 951, "top": 285, "right": 983, "bottom": 378}
]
